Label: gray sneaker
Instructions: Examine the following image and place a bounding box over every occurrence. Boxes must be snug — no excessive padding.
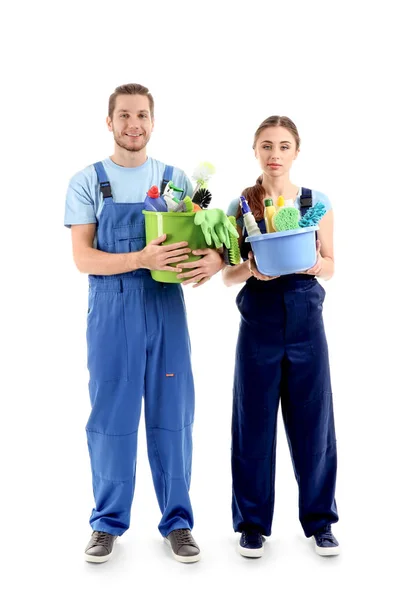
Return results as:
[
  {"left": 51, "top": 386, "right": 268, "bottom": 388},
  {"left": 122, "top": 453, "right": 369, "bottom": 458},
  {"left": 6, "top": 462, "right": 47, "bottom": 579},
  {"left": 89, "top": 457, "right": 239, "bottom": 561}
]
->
[
  {"left": 84, "top": 531, "right": 117, "bottom": 563},
  {"left": 165, "top": 528, "right": 201, "bottom": 563}
]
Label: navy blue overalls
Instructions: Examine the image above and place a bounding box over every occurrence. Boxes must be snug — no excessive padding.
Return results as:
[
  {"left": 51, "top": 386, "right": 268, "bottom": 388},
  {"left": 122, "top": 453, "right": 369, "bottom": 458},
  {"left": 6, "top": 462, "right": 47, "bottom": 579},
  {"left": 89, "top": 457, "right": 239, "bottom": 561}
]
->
[
  {"left": 86, "top": 162, "right": 195, "bottom": 538},
  {"left": 231, "top": 189, "right": 338, "bottom": 538}
]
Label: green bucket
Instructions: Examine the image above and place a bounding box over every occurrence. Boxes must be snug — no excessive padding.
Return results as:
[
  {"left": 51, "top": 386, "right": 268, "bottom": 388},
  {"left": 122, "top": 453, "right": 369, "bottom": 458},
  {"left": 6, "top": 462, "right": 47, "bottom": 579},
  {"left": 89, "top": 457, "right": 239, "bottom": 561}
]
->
[{"left": 143, "top": 210, "right": 208, "bottom": 283}]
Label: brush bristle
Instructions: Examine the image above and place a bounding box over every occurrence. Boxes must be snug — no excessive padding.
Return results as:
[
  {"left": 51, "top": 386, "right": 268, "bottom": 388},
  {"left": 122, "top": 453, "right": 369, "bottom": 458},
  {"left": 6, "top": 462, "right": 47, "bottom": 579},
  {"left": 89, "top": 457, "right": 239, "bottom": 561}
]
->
[
  {"left": 228, "top": 216, "right": 241, "bottom": 264},
  {"left": 192, "top": 188, "right": 212, "bottom": 209}
]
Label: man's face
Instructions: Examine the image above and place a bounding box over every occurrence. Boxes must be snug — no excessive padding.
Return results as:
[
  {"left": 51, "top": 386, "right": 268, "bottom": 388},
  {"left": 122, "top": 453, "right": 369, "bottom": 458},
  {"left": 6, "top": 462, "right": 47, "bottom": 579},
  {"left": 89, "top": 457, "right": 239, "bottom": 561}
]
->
[{"left": 107, "top": 94, "right": 154, "bottom": 153}]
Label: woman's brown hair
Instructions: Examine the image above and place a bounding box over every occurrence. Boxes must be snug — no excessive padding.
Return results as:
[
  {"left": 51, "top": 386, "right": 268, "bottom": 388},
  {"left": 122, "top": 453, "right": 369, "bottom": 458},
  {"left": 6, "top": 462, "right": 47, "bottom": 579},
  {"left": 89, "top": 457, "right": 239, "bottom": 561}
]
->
[{"left": 237, "top": 116, "right": 300, "bottom": 222}]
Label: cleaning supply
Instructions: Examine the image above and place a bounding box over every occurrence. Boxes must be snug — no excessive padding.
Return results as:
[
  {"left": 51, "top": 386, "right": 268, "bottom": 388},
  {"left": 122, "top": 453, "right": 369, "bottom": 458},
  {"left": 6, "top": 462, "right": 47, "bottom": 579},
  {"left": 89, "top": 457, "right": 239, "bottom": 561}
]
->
[
  {"left": 163, "top": 181, "right": 185, "bottom": 211},
  {"left": 192, "top": 188, "right": 212, "bottom": 209},
  {"left": 264, "top": 198, "right": 276, "bottom": 233},
  {"left": 143, "top": 186, "right": 168, "bottom": 212},
  {"left": 194, "top": 208, "right": 238, "bottom": 249},
  {"left": 228, "top": 216, "right": 241, "bottom": 264},
  {"left": 171, "top": 198, "right": 188, "bottom": 212},
  {"left": 276, "top": 195, "right": 285, "bottom": 211},
  {"left": 240, "top": 196, "right": 261, "bottom": 237},
  {"left": 273, "top": 207, "right": 300, "bottom": 231},
  {"left": 184, "top": 196, "right": 195, "bottom": 212},
  {"left": 299, "top": 202, "right": 326, "bottom": 227},
  {"left": 191, "top": 162, "right": 216, "bottom": 198}
]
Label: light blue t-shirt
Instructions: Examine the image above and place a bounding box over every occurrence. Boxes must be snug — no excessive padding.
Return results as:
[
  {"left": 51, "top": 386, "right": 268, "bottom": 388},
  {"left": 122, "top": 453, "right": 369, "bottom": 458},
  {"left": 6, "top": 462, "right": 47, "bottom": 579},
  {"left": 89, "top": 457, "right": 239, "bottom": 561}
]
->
[
  {"left": 64, "top": 157, "right": 193, "bottom": 227},
  {"left": 227, "top": 188, "right": 332, "bottom": 228}
]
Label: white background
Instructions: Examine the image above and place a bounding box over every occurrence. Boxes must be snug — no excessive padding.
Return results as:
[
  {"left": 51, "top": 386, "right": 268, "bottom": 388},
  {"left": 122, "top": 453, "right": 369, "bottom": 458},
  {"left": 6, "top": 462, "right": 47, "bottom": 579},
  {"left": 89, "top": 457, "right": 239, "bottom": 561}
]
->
[{"left": 2, "top": 0, "right": 412, "bottom": 598}]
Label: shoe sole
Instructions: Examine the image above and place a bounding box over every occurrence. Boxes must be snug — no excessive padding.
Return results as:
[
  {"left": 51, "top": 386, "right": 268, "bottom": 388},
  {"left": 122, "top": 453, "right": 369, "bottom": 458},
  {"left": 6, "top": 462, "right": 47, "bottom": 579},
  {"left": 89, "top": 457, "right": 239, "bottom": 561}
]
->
[
  {"left": 164, "top": 537, "right": 201, "bottom": 563},
  {"left": 84, "top": 537, "right": 117, "bottom": 563},
  {"left": 239, "top": 545, "right": 264, "bottom": 558},
  {"left": 314, "top": 539, "right": 340, "bottom": 556},
  {"left": 84, "top": 552, "right": 112, "bottom": 563}
]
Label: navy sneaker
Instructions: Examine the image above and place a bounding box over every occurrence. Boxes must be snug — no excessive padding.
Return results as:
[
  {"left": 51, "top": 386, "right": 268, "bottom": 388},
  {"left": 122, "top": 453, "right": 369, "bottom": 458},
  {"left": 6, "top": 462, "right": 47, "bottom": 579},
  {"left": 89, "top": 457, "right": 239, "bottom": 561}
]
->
[
  {"left": 239, "top": 529, "right": 264, "bottom": 558},
  {"left": 313, "top": 525, "right": 340, "bottom": 556}
]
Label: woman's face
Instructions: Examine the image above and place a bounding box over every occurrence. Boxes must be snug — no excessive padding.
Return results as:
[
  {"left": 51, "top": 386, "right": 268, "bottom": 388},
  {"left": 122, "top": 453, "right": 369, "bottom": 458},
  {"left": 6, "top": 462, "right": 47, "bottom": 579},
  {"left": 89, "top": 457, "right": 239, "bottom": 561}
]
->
[{"left": 254, "top": 126, "right": 299, "bottom": 178}]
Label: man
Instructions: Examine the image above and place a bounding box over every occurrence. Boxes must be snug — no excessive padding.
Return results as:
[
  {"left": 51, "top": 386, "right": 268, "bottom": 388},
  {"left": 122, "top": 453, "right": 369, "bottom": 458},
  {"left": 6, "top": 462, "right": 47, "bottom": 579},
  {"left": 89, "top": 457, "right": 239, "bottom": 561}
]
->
[{"left": 65, "top": 83, "right": 224, "bottom": 563}]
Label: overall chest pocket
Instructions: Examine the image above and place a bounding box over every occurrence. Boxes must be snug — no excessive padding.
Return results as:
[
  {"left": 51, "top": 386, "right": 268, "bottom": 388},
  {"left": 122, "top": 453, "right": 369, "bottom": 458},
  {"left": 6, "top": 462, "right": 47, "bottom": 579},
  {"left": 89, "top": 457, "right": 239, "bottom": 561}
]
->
[{"left": 114, "top": 224, "right": 146, "bottom": 253}]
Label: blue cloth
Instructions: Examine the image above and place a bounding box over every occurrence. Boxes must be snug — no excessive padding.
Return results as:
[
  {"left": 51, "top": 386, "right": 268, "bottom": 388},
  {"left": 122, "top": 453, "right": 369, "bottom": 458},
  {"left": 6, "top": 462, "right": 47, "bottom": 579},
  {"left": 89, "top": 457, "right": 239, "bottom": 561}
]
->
[
  {"left": 232, "top": 275, "right": 339, "bottom": 537},
  {"left": 65, "top": 157, "right": 193, "bottom": 228},
  {"left": 80, "top": 162, "right": 195, "bottom": 537},
  {"left": 227, "top": 188, "right": 332, "bottom": 228}
]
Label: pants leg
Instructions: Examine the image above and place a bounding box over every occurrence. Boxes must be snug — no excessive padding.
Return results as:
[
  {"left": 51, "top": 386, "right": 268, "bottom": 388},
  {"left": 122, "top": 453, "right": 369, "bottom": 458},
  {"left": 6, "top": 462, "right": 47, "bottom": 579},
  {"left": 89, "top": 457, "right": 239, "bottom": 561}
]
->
[
  {"left": 144, "top": 285, "right": 195, "bottom": 537},
  {"left": 86, "top": 287, "right": 146, "bottom": 535},
  {"left": 231, "top": 287, "right": 284, "bottom": 536},
  {"left": 282, "top": 281, "right": 338, "bottom": 537}
]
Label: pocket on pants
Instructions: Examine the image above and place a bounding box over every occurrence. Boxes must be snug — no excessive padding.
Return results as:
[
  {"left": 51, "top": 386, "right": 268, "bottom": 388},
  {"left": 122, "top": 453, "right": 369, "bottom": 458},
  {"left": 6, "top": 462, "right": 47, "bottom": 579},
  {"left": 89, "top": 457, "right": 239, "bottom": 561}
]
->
[{"left": 87, "top": 291, "right": 128, "bottom": 382}]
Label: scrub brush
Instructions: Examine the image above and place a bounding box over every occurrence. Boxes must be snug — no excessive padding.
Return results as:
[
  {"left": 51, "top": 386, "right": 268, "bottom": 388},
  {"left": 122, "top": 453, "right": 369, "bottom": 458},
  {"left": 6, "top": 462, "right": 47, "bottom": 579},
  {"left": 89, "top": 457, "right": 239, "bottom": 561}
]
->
[
  {"left": 192, "top": 187, "right": 212, "bottom": 209},
  {"left": 299, "top": 202, "right": 326, "bottom": 227},
  {"left": 191, "top": 162, "right": 215, "bottom": 198},
  {"left": 273, "top": 207, "right": 300, "bottom": 231},
  {"left": 228, "top": 216, "right": 241, "bottom": 264}
]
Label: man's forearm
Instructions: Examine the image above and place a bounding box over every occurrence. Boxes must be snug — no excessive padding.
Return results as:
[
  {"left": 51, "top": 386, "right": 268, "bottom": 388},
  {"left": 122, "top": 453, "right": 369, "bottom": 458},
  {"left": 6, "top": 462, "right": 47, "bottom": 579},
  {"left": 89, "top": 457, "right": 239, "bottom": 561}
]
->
[{"left": 74, "top": 247, "right": 144, "bottom": 275}]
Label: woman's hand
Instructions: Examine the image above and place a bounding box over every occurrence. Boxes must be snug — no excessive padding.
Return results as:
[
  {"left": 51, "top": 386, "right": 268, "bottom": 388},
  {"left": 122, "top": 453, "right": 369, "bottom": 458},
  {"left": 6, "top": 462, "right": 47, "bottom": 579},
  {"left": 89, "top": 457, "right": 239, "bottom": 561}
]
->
[
  {"left": 303, "top": 240, "right": 323, "bottom": 276},
  {"left": 248, "top": 251, "right": 280, "bottom": 281}
]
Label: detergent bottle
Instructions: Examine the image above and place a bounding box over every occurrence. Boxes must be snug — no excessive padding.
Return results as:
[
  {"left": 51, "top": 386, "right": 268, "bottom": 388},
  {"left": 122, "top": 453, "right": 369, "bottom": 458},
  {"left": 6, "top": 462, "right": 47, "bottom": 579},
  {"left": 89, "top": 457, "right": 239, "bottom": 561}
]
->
[{"left": 264, "top": 198, "right": 276, "bottom": 233}]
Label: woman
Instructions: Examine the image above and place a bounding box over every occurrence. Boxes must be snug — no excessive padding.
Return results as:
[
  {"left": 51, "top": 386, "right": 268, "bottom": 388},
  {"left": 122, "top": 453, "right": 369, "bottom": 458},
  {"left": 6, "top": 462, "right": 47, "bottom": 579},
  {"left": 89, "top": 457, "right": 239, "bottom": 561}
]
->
[{"left": 223, "top": 116, "right": 339, "bottom": 558}]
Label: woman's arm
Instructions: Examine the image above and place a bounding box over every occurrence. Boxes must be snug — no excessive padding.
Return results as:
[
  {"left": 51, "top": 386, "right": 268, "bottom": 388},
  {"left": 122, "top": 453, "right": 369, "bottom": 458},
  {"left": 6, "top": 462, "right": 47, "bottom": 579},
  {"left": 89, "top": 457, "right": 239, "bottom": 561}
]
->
[
  {"left": 305, "top": 209, "right": 335, "bottom": 280},
  {"left": 222, "top": 259, "right": 252, "bottom": 286}
]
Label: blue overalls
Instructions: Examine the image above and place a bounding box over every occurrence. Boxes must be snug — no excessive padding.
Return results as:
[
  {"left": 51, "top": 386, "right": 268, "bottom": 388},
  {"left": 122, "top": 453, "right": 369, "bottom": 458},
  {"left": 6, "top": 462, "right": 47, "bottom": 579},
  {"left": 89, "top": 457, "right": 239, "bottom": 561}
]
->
[
  {"left": 86, "top": 162, "right": 195, "bottom": 538},
  {"left": 231, "top": 189, "right": 338, "bottom": 538}
]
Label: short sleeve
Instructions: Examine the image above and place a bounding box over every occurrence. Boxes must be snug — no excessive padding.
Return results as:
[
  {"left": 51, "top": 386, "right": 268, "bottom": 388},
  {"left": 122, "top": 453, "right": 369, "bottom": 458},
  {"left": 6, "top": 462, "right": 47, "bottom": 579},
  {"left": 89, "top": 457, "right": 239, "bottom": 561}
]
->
[
  {"left": 227, "top": 198, "right": 243, "bottom": 228},
  {"left": 173, "top": 168, "right": 194, "bottom": 199},
  {"left": 64, "top": 168, "right": 97, "bottom": 228},
  {"left": 313, "top": 190, "right": 332, "bottom": 212}
]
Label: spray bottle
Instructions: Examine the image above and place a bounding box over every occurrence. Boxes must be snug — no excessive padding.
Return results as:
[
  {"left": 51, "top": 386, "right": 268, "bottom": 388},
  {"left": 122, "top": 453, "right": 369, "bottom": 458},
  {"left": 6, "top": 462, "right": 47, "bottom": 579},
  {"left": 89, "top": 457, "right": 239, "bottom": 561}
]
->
[{"left": 240, "top": 196, "right": 261, "bottom": 237}]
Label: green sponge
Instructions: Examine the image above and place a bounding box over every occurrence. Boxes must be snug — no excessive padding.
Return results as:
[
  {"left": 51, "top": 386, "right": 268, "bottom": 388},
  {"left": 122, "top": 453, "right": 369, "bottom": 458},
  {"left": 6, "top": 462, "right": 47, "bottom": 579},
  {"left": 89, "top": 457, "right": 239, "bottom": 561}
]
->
[
  {"left": 274, "top": 207, "right": 300, "bottom": 231},
  {"left": 228, "top": 216, "right": 241, "bottom": 264}
]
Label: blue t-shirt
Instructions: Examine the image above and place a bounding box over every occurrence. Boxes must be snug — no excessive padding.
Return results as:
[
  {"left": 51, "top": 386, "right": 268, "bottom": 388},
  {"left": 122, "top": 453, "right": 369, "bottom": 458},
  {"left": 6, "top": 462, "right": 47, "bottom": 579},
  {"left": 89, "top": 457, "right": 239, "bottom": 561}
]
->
[
  {"left": 64, "top": 157, "right": 193, "bottom": 227},
  {"left": 227, "top": 188, "right": 332, "bottom": 228}
]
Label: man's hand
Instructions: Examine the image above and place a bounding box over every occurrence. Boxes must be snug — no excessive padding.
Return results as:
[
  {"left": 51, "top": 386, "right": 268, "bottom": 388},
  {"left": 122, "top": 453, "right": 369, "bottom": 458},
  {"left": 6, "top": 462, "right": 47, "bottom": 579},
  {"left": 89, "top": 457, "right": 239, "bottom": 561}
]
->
[
  {"left": 248, "top": 251, "right": 280, "bottom": 281},
  {"left": 176, "top": 248, "right": 224, "bottom": 287},
  {"left": 139, "top": 235, "right": 190, "bottom": 272}
]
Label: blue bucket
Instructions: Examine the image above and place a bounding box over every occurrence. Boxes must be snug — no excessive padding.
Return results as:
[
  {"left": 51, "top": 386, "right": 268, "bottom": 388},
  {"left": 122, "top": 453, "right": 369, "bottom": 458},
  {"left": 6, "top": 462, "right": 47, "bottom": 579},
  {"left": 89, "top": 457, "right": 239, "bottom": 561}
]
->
[{"left": 246, "top": 226, "right": 318, "bottom": 276}]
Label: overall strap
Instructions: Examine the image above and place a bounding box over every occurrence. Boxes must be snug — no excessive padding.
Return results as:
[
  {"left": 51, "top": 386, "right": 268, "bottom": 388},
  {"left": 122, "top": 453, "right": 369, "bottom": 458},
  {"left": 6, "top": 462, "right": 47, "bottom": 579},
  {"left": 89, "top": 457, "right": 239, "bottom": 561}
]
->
[
  {"left": 93, "top": 162, "right": 113, "bottom": 202},
  {"left": 160, "top": 164, "right": 185, "bottom": 199},
  {"left": 160, "top": 165, "right": 174, "bottom": 195},
  {"left": 299, "top": 187, "right": 312, "bottom": 217},
  {"left": 300, "top": 187, "right": 318, "bottom": 241}
]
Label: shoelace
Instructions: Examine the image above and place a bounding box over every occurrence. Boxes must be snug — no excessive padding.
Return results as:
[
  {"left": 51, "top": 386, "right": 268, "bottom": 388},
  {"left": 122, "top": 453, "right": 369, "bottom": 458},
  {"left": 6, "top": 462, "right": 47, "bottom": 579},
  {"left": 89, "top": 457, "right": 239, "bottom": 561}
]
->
[
  {"left": 91, "top": 531, "right": 113, "bottom": 549},
  {"left": 174, "top": 529, "right": 195, "bottom": 546},
  {"left": 315, "top": 526, "right": 335, "bottom": 543}
]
